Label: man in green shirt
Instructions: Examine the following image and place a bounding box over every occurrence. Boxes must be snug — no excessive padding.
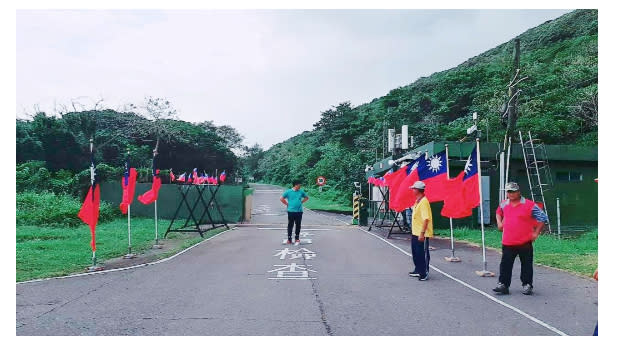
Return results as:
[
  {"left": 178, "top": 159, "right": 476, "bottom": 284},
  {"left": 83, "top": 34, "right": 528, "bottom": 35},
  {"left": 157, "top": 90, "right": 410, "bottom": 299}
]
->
[{"left": 280, "top": 180, "right": 309, "bottom": 245}]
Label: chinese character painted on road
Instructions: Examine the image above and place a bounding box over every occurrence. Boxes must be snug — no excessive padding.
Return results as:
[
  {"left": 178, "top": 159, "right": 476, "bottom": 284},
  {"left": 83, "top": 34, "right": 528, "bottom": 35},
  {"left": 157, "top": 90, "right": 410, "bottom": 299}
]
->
[
  {"left": 268, "top": 263, "right": 317, "bottom": 279},
  {"left": 300, "top": 232, "right": 314, "bottom": 237},
  {"left": 273, "top": 248, "right": 316, "bottom": 260},
  {"left": 281, "top": 239, "right": 312, "bottom": 245}
]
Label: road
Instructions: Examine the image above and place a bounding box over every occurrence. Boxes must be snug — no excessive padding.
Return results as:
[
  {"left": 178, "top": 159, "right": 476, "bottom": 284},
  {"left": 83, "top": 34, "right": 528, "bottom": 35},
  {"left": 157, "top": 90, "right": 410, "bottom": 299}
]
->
[{"left": 16, "top": 184, "right": 597, "bottom": 335}]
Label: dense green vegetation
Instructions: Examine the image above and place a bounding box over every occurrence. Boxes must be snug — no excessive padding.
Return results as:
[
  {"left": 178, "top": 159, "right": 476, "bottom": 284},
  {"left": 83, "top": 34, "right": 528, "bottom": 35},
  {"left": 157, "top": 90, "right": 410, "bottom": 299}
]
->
[
  {"left": 248, "top": 10, "right": 598, "bottom": 202},
  {"left": 16, "top": 97, "right": 249, "bottom": 198},
  {"left": 437, "top": 227, "right": 598, "bottom": 277}
]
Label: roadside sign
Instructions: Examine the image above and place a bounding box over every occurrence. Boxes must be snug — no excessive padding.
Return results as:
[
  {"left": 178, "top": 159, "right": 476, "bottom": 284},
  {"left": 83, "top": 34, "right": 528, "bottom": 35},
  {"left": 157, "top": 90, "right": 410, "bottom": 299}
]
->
[{"left": 316, "top": 176, "right": 326, "bottom": 186}]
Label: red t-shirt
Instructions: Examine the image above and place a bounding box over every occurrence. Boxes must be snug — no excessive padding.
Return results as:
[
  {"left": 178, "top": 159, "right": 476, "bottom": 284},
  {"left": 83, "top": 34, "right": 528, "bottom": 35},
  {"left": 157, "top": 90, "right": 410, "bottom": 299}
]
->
[{"left": 496, "top": 198, "right": 538, "bottom": 246}]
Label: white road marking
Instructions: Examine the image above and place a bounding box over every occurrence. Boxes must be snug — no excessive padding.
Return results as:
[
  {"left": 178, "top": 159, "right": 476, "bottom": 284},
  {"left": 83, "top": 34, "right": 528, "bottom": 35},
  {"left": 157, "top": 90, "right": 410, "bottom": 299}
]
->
[
  {"left": 257, "top": 228, "right": 332, "bottom": 231},
  {"left": 355, "top": 225, "right": 568, "bottom": 336}
]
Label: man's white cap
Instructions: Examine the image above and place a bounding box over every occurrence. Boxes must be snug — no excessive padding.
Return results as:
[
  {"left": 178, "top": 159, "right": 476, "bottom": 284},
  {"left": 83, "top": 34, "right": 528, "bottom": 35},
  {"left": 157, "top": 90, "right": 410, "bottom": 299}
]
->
[{"left": 409, "top": 181, "right": 426, "bottom": 190}]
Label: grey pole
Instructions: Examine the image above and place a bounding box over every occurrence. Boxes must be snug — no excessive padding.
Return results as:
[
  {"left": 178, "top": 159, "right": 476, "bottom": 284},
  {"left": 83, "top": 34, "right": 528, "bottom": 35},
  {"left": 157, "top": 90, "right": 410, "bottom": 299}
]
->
[
  {"left": 444, "top": 143, "right": 460, "bottom": 262},
  {"left": 557, "top": 197, "right": 561, "bottom": 239},
  {"left": 475, "top": 138, "right": 494, "bottom": 277}
]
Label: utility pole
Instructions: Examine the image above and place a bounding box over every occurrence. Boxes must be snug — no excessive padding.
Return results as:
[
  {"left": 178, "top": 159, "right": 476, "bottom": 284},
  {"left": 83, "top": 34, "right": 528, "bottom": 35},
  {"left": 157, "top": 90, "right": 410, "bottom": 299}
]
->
[
  {"left": 500, "top": 38, "right": 527, "bottom": 201},
  {"left": 503, "top": 38, "right": 527, "bottom": 153}
]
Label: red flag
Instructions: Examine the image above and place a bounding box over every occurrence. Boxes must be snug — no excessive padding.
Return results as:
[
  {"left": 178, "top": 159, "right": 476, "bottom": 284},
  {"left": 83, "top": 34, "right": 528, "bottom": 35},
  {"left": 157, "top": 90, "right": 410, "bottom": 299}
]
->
[
  {"left": 387, "top": 165, "right": 410, "bottom": 212},
  {"left": 440, "top": 171, "right": 473, "bottom": 218},
  {"left": 391, "top": 159, "right": 421, "bottom": 212},
  {"left": 78, "top": 184, "right": 100, "bottom": 252},
  {"left": 219, "top": 170, "right": 227, "bottom": 183},
  {"left": 462, "top": 146, "right": 480, "bottom": 209},
  {"left": 169, "top": 169, "right": 175, "bottom": 182},
  {"left": 120, "top": 167, "right": 138, "bottom": 214},
  {"left": 177, "top": 172, "right": 186, "bottom": 182},
  {"left": 192, "top": 168, "right": 199, "bottom": 185},
  {"left": 381, "top": 169, "right": 395, "bottom": 187},
  {"left": 138, "top": 175, "right": 162, "bottom": 205},
  {"left": 418, "top": 151, "right": 450, "bottom": 202}
]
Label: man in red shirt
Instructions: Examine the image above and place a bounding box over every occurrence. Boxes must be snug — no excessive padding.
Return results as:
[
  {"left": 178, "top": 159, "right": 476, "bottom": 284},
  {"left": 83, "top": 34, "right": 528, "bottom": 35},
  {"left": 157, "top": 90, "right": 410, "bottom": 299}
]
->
[{"left": 493, "top": 182, "right": 548, "bottom": 295}]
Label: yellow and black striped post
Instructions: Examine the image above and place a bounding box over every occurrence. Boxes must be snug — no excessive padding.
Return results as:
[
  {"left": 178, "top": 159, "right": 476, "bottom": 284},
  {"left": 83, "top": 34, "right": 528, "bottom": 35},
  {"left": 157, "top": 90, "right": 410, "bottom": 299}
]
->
[{"left": 352, "top": 194, "right": 360, "bottom": 225}]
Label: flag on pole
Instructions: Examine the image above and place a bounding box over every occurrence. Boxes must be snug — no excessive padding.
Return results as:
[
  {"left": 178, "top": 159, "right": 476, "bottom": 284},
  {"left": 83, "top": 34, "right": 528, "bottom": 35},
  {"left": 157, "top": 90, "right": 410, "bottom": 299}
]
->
[
  {"left": 381, "top": 169, "right": 395, "bottom": 187},
  {"left": 392, "top": 158, "right": 421, "bottom": 212},
  {"left": 388, "top": 162, "right": 417, "bottom": 212},
  {"left": 177, "top": 172, "right": 187, "bottom": 182},
  {"left": 120, "top": 160, "right": 138, "bottom": 214},
  {"left": 78, "top": 154, "right": 100, "bottom": 252},
  {"left": 462, "top": 146, "right": 480, "bottom": 209},
  {"left": 387, "top": 165, "right": 409, "bottom": 210},
  {"left": 169, "top": 169, "right": 175, "bottom": 182},
  {"left": 219, "top": 170, "right": 227, "bottom": 183},
  {"left": 440, "top": 171, "right": 472, "bottom": 218},
  {"left": 138, "top": 161, "right": 162, "bottom": 205},
  {"left": 192, "top": 168, "right": 199, "bottom": 184},
  {"left": 418, "top": 150, "right": 450, "bottom": 202}
]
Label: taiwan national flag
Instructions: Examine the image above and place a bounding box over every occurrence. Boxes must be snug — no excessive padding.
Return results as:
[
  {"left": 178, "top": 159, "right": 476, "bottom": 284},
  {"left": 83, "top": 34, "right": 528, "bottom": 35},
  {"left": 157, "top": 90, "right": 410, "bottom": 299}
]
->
[
  {"left": 381, "top": 169, "right": 395, "bottom": 187},
  {"left": 138, "top": 163, "right": 162, "bottom": 205},
  {"left": 462, "top": 146, "right": 480, "bottom": 209},
  {"left": 219, "top": 170, "right": 226, "bottom": 183},
  {"left": 78, "top": 155, "right": 100, "bottom": 252},
  {"left": 391, "top": 159, "right": 421, "bottom": 212},
  {"left": 192, "top": 168, "right": 199, "bottom": 184},
  {"left": 387, "top": 164, "right": 411, "bottom": 212},
  {"left": 119, "top": 160, "right": 138, "bottom": 214},
  {"left": 440, "top": 171, "right": 472, "bottom": 218},
  {"left": 417, "top": 151, "right": 449, "bottom": 202},
  {"left": 376, "top": 177, "right": 386, "bottom": 187},
  {"left": 169, "top": 169, "right": 175, "bottom": 183},
  {"left": 177, "top": 172, "right": 187, "bottom": 182},
  {"left": 187, "top": 170, "right": 193, "bottom": 184}
]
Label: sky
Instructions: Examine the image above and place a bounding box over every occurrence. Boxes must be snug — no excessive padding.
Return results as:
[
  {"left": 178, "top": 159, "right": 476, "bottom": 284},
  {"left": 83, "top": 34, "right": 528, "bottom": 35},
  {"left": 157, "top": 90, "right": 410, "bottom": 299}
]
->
[{"left": 16, "top": 9, "right": 573, "bottom": 150}]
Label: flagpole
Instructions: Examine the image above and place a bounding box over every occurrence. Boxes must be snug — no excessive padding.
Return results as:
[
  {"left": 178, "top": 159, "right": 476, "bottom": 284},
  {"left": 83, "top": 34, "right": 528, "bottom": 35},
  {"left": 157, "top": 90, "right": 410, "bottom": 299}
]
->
[
  {"left": 475, "top": 138, "right": 494, "bottom": 277},
  {"left": 86, "top": 138, "right": 103, "bottom": 272},
  {"left": 444, "top": 144, "right": 460, "bottom": 262},
  {"left": 124, "top": 151, "right": 135, "bottom": 259},
  {"left": 154, "top": 200, "right": 161, "bottom": 248}
]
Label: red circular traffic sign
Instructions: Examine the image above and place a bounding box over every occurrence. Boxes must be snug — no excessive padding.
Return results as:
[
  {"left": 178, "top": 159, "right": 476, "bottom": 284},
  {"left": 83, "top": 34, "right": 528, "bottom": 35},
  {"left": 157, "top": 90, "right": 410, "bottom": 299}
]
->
[{"left": 316, "top": 176, "right": 326, "bottom": 186}]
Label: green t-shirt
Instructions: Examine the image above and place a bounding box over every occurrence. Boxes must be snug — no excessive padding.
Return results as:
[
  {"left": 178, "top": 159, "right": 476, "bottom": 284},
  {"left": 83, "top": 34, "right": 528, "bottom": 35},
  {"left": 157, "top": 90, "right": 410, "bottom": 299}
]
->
[{"left": 282, "top": 189, "right": 308, "bottom": 213}]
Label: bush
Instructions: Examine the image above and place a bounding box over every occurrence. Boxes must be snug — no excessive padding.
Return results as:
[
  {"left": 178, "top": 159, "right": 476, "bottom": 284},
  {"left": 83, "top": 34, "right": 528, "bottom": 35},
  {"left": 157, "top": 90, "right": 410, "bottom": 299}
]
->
[{"left": 17, "top": 191, "right": 119, "bottom": 227}]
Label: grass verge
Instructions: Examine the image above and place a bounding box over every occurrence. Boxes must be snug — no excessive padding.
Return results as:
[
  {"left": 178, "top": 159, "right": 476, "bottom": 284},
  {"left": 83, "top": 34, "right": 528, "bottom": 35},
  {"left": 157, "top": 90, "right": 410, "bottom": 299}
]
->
[
  {"left": 16, "top": 218, "right": 228, "bottom": 282},
  {"left": 435, "top": 227, "right": 598, "bottom": 277}
]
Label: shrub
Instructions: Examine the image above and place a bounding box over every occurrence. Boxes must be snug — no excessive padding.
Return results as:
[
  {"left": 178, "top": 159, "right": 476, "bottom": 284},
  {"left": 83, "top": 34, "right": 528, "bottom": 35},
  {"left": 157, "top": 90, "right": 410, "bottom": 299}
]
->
[{"left": 16, "top": 191, "right": 119, "bottom": 227}]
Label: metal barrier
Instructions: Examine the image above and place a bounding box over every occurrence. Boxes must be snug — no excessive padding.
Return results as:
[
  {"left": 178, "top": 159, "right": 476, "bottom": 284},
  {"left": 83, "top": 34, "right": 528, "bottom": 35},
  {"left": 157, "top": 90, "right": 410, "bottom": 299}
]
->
[{"left": 164, "top": 184, "right": 229, "bottom": 238}]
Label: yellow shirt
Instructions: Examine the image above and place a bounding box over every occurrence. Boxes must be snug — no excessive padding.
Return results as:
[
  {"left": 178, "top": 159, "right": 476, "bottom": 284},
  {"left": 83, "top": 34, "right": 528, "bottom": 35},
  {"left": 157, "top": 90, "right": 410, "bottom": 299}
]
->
[{"left": 411, "top": 196, "right": 433, "bottom": 237}]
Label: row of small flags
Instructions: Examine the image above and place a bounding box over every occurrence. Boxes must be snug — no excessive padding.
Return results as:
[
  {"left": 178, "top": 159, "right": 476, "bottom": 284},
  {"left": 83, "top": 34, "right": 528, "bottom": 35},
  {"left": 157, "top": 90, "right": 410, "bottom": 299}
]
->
[
  {"left": 169, "top": 169, "right": 226, "bottom": 185},
  {"left": 78, "top": 153, "right": 226, "bottom": 253},
  {"left": 368, "top": 145, "right": 480, "bottom": 219}
]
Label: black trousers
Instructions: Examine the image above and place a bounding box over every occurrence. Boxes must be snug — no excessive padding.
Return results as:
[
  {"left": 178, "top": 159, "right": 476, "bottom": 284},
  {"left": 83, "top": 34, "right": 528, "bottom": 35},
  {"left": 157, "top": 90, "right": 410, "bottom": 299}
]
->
[
  {"left": 411, "top": 236, "right": 430, "bottom": 277},
  {"left": 499, "top": 242, "right": 534, "bottom": 288},
  {"left": 287, "top": 212, "right": 303, "bottom": 240}
]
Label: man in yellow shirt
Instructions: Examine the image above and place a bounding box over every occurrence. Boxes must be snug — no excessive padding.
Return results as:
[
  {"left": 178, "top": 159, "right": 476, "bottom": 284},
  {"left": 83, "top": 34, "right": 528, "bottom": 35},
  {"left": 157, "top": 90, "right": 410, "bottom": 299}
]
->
[{"left": 408, "top": 181, "right": 433, "bottom": 281}]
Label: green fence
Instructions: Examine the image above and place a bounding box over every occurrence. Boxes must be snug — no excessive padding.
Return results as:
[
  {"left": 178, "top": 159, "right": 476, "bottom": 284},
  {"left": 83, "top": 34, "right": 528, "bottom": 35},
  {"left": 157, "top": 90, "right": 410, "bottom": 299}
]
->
[{"left": 100, "top": 182, "right": 246, "bottom": 223}]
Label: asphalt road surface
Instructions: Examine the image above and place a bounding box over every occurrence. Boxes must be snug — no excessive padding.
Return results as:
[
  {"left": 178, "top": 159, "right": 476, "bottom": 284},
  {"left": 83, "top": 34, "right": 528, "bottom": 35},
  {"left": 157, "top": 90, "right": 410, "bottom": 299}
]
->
[{"left": 16, "top": 184, "right": 597, "bottom": 336}]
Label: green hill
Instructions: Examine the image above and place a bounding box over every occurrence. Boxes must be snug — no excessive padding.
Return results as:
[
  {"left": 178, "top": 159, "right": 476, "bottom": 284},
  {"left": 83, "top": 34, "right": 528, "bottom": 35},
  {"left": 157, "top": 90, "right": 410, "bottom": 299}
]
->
[{"left": 250, "top": 9, "right": 597, "bottom": 200}]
